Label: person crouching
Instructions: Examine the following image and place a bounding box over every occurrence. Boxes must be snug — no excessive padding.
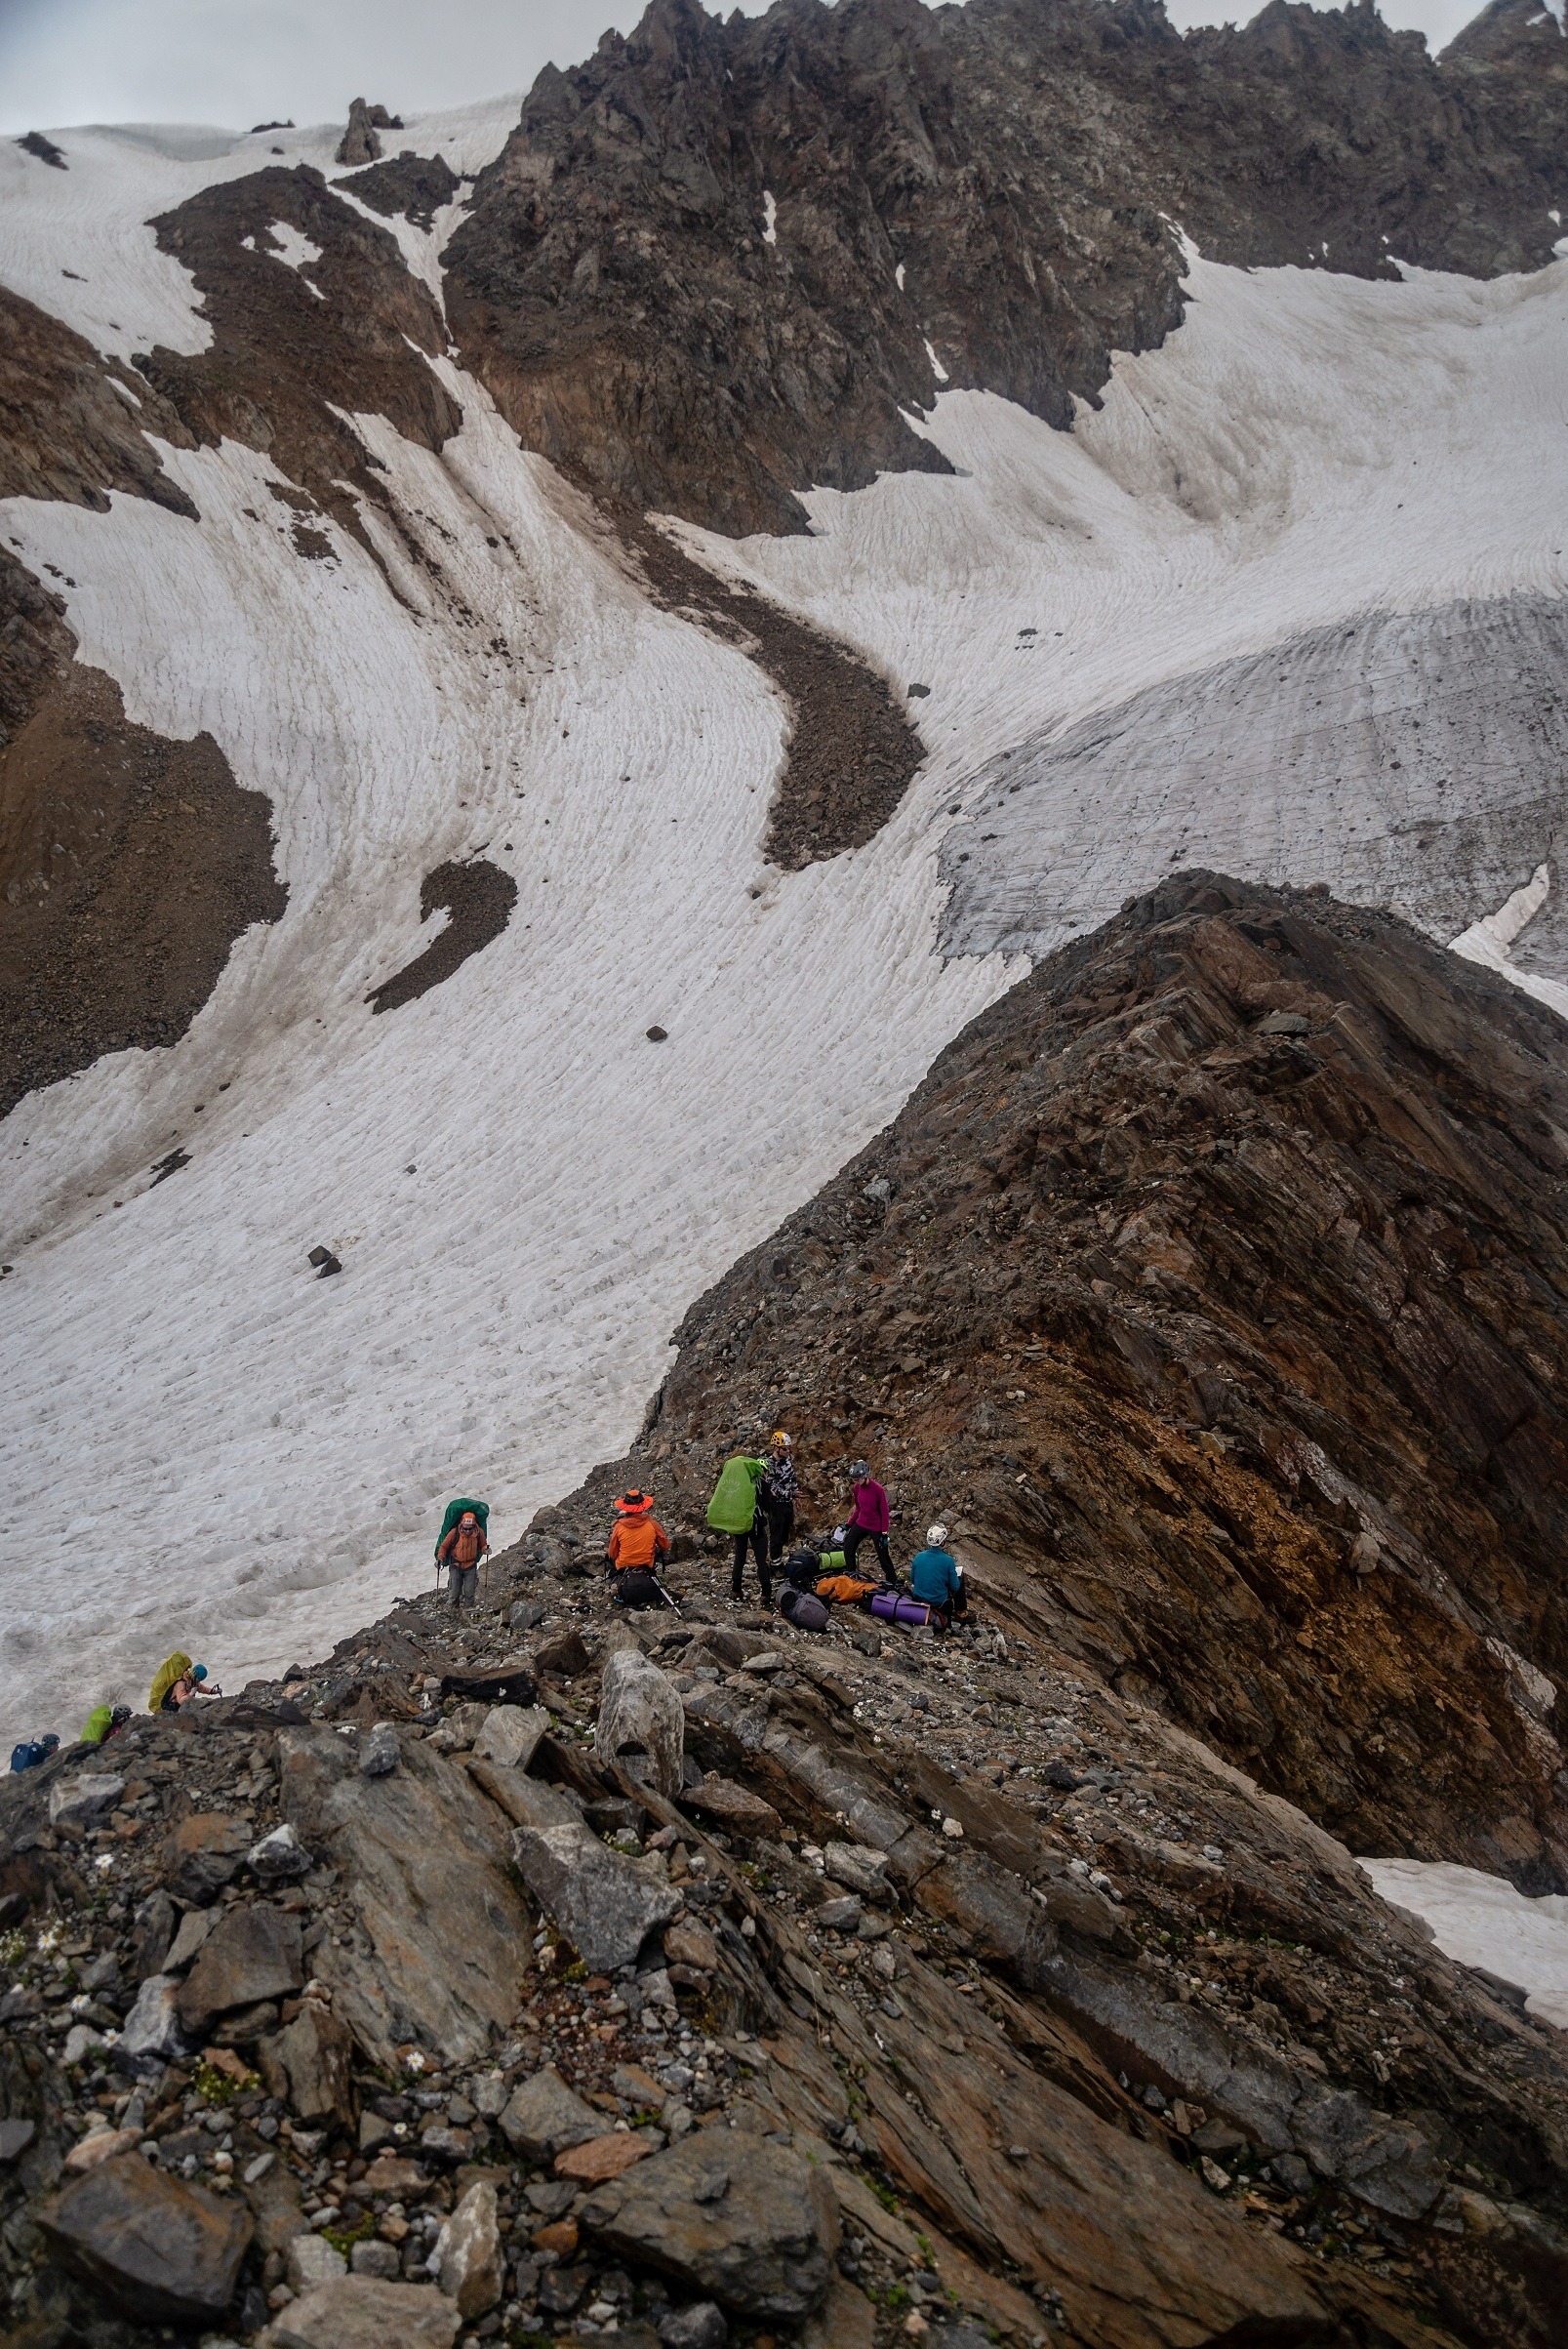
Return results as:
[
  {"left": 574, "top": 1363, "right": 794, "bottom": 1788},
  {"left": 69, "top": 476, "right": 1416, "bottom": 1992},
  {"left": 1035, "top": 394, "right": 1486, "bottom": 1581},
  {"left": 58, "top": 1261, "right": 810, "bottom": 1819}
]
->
[{"left": 605, "top": 1488, "right": 671, "bottom": 1609}]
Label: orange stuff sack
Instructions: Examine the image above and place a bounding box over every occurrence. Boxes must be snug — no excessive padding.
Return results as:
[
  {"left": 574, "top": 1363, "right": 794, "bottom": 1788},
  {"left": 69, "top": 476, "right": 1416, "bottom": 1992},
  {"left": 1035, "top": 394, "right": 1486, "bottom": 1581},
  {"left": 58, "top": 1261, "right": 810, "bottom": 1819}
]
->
[{"left": 815, "top": 1575, "right": 879, "bottom": 1606}]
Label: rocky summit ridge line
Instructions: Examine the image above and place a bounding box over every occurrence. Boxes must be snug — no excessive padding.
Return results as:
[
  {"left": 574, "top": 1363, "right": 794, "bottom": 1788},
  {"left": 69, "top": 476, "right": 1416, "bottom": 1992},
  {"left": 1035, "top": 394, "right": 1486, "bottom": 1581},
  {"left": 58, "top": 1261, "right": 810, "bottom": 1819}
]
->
[
  {"left": 2, "top": 879, "right": 1565, "bottom": 2349},
  {"left": 443, "top": 0, "right": 1568, "bottom": 532}
]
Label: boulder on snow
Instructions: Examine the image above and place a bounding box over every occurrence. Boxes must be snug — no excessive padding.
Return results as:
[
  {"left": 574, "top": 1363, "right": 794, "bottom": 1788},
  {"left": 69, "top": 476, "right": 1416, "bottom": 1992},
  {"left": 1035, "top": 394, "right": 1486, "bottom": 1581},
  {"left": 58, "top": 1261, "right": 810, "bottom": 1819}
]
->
[
  {"left": 596, "top": 1647, "right": 684, "bottom": 1797},
  {"left": 510, "top": 1818, "right": 681, "bottom": 1973},
  {"left": 580, "top": 2130, "right": 839, "bottom": 2320},
  {"left": 40, "top": 2151, "right": 253, "bottom": 2323}
]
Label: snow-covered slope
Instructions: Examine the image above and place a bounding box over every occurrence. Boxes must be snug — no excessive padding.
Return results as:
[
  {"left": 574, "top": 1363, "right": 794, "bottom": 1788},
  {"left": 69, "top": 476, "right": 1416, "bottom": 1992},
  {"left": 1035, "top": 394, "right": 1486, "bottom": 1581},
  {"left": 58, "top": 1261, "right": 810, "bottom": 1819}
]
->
[
  {"left": 2, "top": 105, "right": 1566, "bottom": 1739},
  {"left": 1365, "top": 1858, "right": 1568, "bottom": 2031}
]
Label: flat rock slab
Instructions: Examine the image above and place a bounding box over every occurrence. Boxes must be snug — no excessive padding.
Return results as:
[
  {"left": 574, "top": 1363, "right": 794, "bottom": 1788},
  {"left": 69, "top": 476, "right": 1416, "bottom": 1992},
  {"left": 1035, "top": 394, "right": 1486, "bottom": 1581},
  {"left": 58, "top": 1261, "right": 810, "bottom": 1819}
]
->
[
  {"left": 580, "top": 2130, "right": 838, "bottom": 2320},
  {"left": 470, "top": 1705, "right": 549, "bottom": 1768},
  {"left": 176, "top": 1903, "right": 302, "bottom": 2032},
  {"left": 681, "top": 1775, "right": 782, "bottom": 1836},
  {"left": 41, "top": 2149, "right": 253, "bottom": 2323},
  {"left": 262, "top": 2275, "right": 461, "bottom": 2349},
  {"left": 554, "top": 2130, "right": 651, "bottom": 2183},
  {"left": 277, "top": 1727, "right": 533, "bottom": 2069},
  {"left": 499, "top": 2065, "right": 611, "bottom": 2165},
  {"left": 511, "top": 1820, "right": 681, "bottom": 1974}
]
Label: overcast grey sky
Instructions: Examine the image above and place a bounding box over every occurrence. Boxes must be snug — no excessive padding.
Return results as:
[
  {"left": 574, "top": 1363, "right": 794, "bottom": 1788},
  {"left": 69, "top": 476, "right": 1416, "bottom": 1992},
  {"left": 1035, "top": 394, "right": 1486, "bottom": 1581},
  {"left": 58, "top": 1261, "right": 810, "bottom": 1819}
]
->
[{"left": 0, "top": 0, "right": 1490, "bottom": 139}]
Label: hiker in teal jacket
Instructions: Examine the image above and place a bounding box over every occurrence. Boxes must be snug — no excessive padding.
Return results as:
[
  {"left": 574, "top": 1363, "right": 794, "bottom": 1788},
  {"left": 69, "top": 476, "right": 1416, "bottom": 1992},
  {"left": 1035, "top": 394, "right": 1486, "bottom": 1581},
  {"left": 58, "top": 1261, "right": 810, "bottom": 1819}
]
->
[{"left": 708, "top": 1453, "right": 770, "bottom": 1603}]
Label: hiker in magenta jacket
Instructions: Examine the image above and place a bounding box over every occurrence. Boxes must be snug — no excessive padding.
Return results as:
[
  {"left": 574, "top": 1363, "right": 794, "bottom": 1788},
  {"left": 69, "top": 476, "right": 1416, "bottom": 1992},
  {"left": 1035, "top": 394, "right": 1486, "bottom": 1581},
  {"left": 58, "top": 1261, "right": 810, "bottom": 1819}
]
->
[{"left": 842, "top": 1459, "right": 894, "bottom": 1583}]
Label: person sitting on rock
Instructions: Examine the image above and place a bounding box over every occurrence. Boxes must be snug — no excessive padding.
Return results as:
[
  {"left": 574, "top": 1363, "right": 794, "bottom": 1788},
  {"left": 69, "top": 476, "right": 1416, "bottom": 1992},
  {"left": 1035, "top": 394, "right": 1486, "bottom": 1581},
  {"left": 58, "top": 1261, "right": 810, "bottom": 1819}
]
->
[
  {"left": 605, "top": 1489, "right": 671, "bottom": 1609},
  {"left": 9, "top": 1733, "right": 60, "bottom": 1773},
  {"left": 706, "top": 1448, "right": 771, "bottom": 1604},
  {"left": 439, "top": 1508, "right": 489, "bottom": 1609},
  {"left": 149, "top": 1655, "right": 221, "bottom": 1711},
  {"left": 909, "top": 1524, "right": 967, "bottom": 1628},
  {"left": 843, "top": 1460, "right": 895, "bottom": 1584}
]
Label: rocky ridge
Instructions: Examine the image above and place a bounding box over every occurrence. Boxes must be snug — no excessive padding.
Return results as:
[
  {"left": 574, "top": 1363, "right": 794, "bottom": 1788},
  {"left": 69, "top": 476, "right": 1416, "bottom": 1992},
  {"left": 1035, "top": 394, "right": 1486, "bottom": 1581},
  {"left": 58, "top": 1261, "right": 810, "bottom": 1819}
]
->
[
  {"left": 1, "top": 877, "right": 1567, "bottom": 2348},
  {"left": 444, "top": 0, "right": 1568, "bottom": 533}
]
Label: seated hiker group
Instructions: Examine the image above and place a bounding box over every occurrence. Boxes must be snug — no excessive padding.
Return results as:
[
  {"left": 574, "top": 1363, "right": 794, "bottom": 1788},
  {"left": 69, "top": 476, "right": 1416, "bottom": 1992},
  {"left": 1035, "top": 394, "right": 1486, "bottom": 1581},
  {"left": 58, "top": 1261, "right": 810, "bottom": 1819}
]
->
[{"left": 602, "top": 1434, "right": 971, "bottom": 1636}]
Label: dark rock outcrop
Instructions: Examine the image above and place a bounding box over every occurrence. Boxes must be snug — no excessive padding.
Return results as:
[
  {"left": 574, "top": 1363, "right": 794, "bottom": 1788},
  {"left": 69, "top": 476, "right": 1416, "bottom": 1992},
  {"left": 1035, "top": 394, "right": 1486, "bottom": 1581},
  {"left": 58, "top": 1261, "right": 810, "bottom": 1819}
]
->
[
  {"left": 367, "top": 859, "right": 519, "bottom": 1016},
  {"left": 579, "top": 873, "right": 1568, "bottom": 1889},
  {"left": 443, "top": 0, "right": 1568, "bottom": 534}
]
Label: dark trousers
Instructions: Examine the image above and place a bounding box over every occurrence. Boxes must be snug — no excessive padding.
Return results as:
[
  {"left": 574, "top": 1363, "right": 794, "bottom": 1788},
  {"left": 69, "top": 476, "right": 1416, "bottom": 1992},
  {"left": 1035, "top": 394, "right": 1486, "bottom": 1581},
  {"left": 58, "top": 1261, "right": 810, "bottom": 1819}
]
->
[
  {"left": 844, "top": 1524, "right": 893, "bottom": 1582},
  {"left": 732, "top": 1522, "right": 771, "bottom": 1599},
  {"left": 764, "top": 1500, "right": 794, "bottom": 1561}
]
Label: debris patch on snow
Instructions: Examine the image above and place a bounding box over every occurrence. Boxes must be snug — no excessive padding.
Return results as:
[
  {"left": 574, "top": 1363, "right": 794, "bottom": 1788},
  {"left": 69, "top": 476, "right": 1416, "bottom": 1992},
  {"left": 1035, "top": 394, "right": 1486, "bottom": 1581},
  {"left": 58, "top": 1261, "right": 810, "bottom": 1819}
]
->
[{"left": 368, "top": 857, "right": 519, "bottom": 1015}]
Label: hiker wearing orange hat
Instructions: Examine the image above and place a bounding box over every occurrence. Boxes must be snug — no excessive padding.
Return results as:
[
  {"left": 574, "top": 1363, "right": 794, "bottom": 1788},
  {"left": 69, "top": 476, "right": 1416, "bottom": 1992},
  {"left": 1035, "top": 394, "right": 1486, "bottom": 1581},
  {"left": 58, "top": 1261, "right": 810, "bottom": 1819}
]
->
[{"left": 604, "top": 1489, "right": 671, "bottom": 1607}]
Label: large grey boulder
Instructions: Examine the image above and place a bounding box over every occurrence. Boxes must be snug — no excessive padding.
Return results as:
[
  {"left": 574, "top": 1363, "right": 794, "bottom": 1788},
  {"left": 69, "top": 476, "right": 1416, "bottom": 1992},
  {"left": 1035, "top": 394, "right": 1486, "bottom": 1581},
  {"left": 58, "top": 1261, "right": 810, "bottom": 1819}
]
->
[
  {"left": 263, "top": 2276, "right": 461, "bottom": 2349},
  {"left": 580, "top": 2131, "right": 839, "bottom": 2320},
  {"left": 432, "top": 2178, "right": 503, "bottom": 2318},
  {"left": 48, "top": 1773, "right": 123, "bottom": 1832},
  {"left": 597, "top": 1649, "right": 684, "bottom": 1797},
  {"left": 360, "top": 1723, "right": 400, "bottom": 1777},
  {"left": 510, "top": 1819, "right": 681, "bottom": 1973},
  {"left": 277, "top": 1727, "right": 532, "bottom": 2068},
  {"left": 176, "top": 1905, "right": 302, "bottom": 2033},
  {"left": 119, "top": 1975, "right": 196, "bottom": 2072},
  {"left": 249, "top": 1823, "right": 312, "bottom": 1880},
  {"left": 40, "top": 2151, "right": 253, "bottom": 2322},
  {"left": 498, "top": 2065, "right": 611, "bottom": 2165},
  {"left": 470, "top": 1705, "right": 549, "bottom": 1769}
]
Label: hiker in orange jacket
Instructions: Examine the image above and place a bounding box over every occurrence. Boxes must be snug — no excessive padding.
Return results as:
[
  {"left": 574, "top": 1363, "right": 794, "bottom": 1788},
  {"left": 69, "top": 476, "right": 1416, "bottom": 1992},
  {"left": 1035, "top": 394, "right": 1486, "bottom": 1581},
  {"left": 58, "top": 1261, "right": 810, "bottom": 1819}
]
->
[{"left": 604, "top": 1489, "right": 671, "bottom": 1609}]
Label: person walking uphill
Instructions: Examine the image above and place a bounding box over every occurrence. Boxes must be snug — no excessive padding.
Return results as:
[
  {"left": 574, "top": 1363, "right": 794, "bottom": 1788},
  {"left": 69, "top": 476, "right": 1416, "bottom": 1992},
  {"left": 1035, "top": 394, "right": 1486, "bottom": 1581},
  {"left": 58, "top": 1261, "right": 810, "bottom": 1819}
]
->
[
  {"left": 707, "top": 1448, "right": 770, "bottom": 1603},
  {"left": 438, "top": 1504, "right": 489, "bottom": 1610},
  {"left": 843, "top": 1460, "right": 894, "bottom": 1583}
]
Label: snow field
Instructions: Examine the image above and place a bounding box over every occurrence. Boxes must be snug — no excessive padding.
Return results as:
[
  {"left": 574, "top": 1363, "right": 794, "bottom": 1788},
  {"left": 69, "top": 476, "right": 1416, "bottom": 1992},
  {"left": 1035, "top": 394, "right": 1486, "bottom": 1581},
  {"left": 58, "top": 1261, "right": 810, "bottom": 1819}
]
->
[
  {"left": 689, "top": 251, "right": 1568, "bottom": 968},
  {"left": 0, "top": 373, "right": 1008, "bottom": 1732},
  {"left": 1364, "top": 1859, "right": 1568, "bottom": 2032},
  {"left": 3, "top": 125, "right": 1568, "bottom": 1742}
]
